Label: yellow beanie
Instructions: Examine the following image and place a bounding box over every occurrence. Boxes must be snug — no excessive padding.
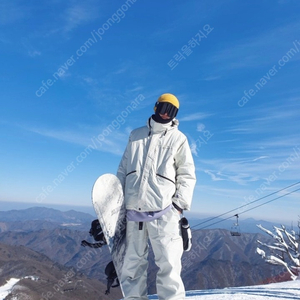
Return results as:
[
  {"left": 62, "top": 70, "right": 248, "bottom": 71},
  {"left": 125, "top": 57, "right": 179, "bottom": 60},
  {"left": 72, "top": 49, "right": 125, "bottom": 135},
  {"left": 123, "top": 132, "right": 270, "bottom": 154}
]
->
[{"left": 157, "top": 93, "right": 180, "bottom": 109}]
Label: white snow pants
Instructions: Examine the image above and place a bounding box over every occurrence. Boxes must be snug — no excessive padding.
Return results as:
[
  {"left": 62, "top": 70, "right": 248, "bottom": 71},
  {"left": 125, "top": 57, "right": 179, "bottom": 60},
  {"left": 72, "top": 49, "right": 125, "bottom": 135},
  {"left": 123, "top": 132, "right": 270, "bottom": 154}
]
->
[{"left": 121, "top": 206, "right": 185, "bottom": 300}]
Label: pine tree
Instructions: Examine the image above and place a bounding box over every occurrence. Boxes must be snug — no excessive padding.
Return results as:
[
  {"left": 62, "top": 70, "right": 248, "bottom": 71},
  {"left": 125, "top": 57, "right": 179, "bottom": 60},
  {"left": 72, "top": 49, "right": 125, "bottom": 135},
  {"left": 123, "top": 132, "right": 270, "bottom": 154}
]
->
[{"left": 256, "top": 223, "right": 300, "bottom": 281}]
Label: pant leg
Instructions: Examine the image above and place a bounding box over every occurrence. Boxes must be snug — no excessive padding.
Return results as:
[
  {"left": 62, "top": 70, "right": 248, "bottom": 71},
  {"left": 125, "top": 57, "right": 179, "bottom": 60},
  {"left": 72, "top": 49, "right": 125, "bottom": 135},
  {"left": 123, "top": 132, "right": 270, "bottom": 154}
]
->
[
  {"left": 147, "top": 206, "right": 185, "bottom": 300},
  {"left": 121, "top": 221, "right": 149, "bottom": 300}
]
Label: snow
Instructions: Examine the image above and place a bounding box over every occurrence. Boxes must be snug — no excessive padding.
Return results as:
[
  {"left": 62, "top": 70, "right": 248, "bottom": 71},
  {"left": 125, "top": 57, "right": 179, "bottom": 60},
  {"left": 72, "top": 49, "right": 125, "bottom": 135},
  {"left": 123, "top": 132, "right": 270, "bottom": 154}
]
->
[
  {"left": 1, "top": 277, "right": 300, "bottom": 300},
  {"left": 0, "top": 278, "right": 20, "bottom": 300},
  {"left": 147, "top": 280, "right": 300, "bottom": 300},
  {"left": 0, "top": 277, "right": 38, "bottom": 300}
]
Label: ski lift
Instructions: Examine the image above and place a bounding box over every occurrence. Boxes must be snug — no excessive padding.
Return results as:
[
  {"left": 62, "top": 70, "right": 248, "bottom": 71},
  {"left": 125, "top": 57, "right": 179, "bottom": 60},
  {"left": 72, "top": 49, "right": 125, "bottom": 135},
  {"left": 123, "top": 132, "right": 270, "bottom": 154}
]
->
[{"left": 230, "top": 214, "right": 241, "bottom": 236}]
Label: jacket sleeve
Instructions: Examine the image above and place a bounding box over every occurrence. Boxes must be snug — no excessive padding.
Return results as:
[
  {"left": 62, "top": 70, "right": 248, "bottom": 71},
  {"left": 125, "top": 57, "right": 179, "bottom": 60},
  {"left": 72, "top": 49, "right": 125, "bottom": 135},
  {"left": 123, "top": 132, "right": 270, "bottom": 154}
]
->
[{"left": 172, "top": 138, "right": 196, "bottom": 211}]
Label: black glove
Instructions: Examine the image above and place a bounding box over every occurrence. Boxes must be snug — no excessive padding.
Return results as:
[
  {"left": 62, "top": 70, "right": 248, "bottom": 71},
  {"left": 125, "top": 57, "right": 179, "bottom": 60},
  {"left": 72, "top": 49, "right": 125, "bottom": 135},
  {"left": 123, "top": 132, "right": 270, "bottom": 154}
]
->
[{"left": 81, "top": 240, "right": 89, "bottom": 247}]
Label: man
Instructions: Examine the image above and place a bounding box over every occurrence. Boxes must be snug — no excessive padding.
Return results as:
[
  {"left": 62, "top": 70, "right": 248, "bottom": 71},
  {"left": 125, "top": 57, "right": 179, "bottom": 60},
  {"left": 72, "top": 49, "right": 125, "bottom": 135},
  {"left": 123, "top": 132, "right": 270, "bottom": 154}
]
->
[{"left": 117, "top": 93, "right": 196, "bottom": 299}]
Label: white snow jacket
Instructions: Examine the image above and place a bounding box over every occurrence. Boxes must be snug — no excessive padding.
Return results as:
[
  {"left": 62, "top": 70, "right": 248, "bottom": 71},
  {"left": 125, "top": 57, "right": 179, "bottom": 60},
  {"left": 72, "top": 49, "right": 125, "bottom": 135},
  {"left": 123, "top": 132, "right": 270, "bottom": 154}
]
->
[{"left": 117, "top": 117, "right": 196, "bottom": 212}]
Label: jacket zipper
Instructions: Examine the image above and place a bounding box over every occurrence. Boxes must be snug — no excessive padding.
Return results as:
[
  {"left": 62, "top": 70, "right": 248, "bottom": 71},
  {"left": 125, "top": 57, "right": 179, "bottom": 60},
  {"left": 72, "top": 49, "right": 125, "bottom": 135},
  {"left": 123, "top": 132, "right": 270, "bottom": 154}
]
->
[{"left": 156, "top": 173, "right": 175, "bottom": 185}]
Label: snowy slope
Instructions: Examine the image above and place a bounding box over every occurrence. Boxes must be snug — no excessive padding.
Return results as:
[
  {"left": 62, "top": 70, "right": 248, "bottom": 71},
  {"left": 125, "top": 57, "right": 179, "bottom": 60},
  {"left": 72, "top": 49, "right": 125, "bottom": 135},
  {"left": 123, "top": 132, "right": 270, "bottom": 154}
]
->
[
  {"left": 0, "top": 277, "right": 38, "bottom": 300},
  {"left": 147, "top": 280, "right": 300, "bottom": 300},
  {"left": 0, "top": 278, "right": 20, "bottom": 300},
  {"left": 1, "top": 278, "right": 299, "bottom": 300}
]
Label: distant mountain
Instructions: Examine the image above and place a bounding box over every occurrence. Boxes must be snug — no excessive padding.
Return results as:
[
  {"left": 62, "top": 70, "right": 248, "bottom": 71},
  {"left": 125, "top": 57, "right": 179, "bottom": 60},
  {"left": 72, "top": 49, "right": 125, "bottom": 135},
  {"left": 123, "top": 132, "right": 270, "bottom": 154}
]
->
[
  {"left": 0, "top": 220, "right": 64, "bottom": 233},
  {"left": 0, "top": 206, "right": 290, "bottom": 235},
  {"left": 0, "top": 207, "right": 94, "bottom": 223},
  {"left": 0, "top": 201, "right": 96, "bottom": 215},
  {"left": 180, "top": 229, "right": 284, "bottom": 291},
  {"left": 0, "top": 243, "right": 122, "bottom": 300},
  {"left": 0, "top": 225, "right": 284, "bottom": 293},
  {"left": 0, "top": 227, "right": 111, "bottom": 284},
  {"left": 0, "top": 207, "right": 96, "bottom": 233},
  {"left": 0, "top": 207, "right": 290, "bottom": 294}
]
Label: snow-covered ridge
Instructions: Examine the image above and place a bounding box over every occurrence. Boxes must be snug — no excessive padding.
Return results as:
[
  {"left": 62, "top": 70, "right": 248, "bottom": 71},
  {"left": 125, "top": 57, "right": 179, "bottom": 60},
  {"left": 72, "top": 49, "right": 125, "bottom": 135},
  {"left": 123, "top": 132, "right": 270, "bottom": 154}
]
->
[
  {"left": 0, "top": 277, "right": 37, "bottom": 300},
  {"left": 0, "top": 278, "right": 20, "bottom": 300}
]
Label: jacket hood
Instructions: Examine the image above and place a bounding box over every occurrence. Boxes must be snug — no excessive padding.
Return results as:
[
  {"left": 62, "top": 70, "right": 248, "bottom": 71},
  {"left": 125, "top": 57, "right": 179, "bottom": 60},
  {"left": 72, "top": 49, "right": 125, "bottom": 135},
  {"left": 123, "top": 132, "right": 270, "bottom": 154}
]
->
[{"left": 147, "top": 117, "right": 179, "bottom": 134}]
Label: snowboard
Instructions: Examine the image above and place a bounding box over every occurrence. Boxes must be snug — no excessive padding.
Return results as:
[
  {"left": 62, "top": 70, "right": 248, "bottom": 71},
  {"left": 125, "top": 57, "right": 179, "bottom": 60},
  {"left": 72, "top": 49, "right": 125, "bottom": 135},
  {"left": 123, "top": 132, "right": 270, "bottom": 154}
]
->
[{"left": 92, "top": 173, "right": 126, "bottom": 296}]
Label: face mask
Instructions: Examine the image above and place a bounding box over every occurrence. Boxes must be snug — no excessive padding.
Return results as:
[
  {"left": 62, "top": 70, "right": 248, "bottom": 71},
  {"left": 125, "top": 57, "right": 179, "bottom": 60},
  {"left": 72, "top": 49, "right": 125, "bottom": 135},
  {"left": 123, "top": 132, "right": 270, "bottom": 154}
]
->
[{"left": 152, "top": 113, "right": 172, "bottom": 124}]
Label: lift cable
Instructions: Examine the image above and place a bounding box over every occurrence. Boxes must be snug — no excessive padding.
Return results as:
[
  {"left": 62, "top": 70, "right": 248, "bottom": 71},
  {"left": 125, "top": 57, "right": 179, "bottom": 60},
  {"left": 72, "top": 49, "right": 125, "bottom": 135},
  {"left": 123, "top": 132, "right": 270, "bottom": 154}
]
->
[
  {"left": 192, "top": 186, "right": 300, "bottom": 232},
  {"left": 191, "top": 180, "right": 300, "bottom": 230}
]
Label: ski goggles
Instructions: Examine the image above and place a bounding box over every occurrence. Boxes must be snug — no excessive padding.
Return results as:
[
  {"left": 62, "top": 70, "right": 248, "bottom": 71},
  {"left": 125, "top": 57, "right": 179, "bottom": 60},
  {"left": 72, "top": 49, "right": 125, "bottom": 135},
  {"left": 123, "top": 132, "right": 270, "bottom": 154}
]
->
[{"left": 155, "top": 102, "right": 178, "bottom": 119}]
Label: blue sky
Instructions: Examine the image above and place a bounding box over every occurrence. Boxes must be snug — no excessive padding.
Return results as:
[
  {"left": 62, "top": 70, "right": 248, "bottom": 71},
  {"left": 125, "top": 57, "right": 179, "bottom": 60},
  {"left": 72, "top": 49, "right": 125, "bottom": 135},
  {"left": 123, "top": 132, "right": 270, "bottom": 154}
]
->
[{"left": 0, "top": 0, "right": 300, "bottom": 224}]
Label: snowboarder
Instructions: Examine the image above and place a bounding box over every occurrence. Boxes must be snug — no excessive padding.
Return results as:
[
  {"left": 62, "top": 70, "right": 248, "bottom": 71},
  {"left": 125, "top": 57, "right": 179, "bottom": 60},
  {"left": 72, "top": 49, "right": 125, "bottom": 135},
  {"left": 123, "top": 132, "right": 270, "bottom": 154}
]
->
[{"left": 117, "top": 93, "right": 196, "bottom": 299}]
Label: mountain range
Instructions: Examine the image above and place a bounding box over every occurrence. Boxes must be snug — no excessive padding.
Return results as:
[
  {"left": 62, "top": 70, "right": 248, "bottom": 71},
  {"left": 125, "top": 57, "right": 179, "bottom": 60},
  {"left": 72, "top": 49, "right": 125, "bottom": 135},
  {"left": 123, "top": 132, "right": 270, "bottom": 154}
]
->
[
  {"left": 0, "top": 242, "right": 122, "bottom": 300},
  {"left": 0, "top": 206, "right": 291, "bottom": 298},
  {"left": 0, "top": 206, "right": 288, "bottom": 233}
]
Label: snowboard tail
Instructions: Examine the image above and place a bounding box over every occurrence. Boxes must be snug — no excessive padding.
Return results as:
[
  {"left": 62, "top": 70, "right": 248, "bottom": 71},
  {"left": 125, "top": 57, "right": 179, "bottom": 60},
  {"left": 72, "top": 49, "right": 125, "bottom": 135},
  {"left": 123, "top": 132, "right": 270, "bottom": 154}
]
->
[{"left": 92, "top": 173, "right": 126, "bottom": 296}]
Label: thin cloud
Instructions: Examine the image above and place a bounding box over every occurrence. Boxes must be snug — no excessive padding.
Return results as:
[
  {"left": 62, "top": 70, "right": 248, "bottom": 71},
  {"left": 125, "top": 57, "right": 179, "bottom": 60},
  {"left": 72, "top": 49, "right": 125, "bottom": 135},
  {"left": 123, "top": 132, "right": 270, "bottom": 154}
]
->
[
  {"left": 252, "top": 156, "right": 269, "bottom": 162},
  {"left": 62, "top": 1, "right": 100, "bottom": 33},
  {"left": 24, "top": 125, "right": 128, "bottom": 156},
  {"left": 21, "top": 38, "right": 41, "bottom": 57},
  {"left": 0, "top": 2, "right": 28, "bottom": 25},
  {"left": 199, "top": 139, "right": 300, "bottom": 185},
  {"left": 205, "top": 20, "right": 300, "bottom": 72},
  {"left": 204, "top": 170, "right": 225, "bottom": 181},
  {"left": 225, "top": 99, "right": 300, "bottom": 136},
  {"left": 180, "top": 112, "right": 212, "bottom": 122},
  {"left": 204, "top": 169, "right": 259, "bottom": 185},
  {"left": 202, "top": 75, "right": 221, "bottom": 81}
]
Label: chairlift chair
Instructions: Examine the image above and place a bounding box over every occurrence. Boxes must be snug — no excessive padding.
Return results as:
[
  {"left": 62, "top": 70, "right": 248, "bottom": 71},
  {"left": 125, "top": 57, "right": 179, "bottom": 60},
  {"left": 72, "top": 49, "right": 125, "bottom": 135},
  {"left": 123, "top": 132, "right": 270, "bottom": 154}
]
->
[{"left": 230, "top": 214, "right": 241, "bottom": 236}]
